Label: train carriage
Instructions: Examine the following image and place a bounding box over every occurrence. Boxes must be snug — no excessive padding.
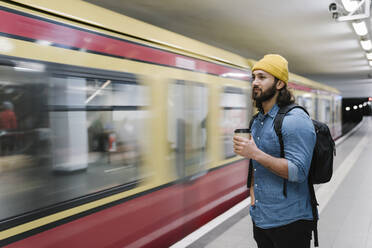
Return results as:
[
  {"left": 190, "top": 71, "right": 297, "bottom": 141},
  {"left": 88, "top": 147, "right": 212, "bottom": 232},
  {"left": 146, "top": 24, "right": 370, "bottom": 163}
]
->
[{"left": 0, "top": 1, "right": 252, "bottom": 247}]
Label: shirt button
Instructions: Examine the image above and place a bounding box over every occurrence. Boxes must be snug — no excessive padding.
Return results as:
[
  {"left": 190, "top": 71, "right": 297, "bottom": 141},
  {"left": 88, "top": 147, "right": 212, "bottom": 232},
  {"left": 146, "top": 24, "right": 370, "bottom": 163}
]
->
[
  {"left": 257, "top": 137, "right": 260, "bottom": 140},
  {"left": 255, "top": 184, "right": 258, "bottom": 187},
  {"left": 255, "top": 200, "right": 258, "bottom": 203},
  {"left": 261, "top": 122, "right": 263, "bottom": 125},
  {"left": 254, "top": 169, "right": 257, "bottom": 171}
]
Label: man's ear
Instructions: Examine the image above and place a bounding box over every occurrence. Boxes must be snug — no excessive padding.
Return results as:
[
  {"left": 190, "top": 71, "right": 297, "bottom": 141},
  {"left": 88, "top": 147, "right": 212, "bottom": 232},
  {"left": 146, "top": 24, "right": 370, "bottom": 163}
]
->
[{"left": 276, "top": 80, "right": 285, "bottom": 90}]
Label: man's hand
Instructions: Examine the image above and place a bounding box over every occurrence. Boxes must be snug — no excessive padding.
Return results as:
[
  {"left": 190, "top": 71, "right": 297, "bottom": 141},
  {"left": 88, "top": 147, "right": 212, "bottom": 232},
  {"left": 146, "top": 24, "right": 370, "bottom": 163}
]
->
[
  {"left": 233, "top": 135, "right": 259, "bottom": 160},
  {"left": 234, "top": 135, "right": 289, "bottom": 179}
]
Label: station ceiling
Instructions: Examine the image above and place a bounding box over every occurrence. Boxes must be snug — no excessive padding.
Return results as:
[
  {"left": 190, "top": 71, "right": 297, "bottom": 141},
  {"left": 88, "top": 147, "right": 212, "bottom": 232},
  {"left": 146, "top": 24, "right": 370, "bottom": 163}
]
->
[{"left": 86, "top": 0, "right": 372, "bottom": 98}]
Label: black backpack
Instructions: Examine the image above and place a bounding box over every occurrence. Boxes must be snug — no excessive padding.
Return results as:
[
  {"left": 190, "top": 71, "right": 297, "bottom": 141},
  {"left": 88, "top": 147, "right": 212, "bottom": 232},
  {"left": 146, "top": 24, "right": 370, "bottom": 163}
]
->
[{"left": 247, "top": 103, "right": 336, "bottom": 247}]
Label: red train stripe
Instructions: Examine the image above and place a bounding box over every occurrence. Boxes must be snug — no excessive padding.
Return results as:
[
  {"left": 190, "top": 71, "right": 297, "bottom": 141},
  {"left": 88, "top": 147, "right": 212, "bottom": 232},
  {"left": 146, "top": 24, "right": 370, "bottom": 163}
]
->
[
  {"left": 0, "top": 8, "right": 250, "bottom": 80},
  {"left": 288, "top": 82, "right": 313, "bottom": 92}
]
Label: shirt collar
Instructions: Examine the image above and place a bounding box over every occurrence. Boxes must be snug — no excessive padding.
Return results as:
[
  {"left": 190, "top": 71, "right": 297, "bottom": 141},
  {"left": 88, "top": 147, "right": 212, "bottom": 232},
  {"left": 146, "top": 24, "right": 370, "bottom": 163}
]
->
[{"left": 258, "top": 104, "right": 279, "bottom": 119}]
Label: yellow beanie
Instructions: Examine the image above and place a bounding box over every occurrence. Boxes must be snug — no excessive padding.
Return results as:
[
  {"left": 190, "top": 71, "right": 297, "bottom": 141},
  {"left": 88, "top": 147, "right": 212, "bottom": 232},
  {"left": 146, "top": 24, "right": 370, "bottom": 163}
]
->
[{"left": 252, "top": 54, "right": 289, "bottom": 84}]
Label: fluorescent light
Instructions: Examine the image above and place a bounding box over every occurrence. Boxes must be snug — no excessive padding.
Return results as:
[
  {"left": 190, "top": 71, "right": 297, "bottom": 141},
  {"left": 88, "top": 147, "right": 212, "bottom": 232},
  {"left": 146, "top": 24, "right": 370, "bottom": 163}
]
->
[
  {"left": 361, "top": 40, "right": 372, "bottom": 50},
  {"left": 353, "top": 105, "right": 358, "bottom": 109},
  {"left": 352, "top": 21, "right": 368, "bottom": 36},
  {"left": 346, "top": 107, "right": 351, "bottom": 111},
  {"left": 341, "top": 0, "right": 359, "bottom": 12},
  {"left": 369, "top": 61, "right": 372, "bottom": 66},
  {"left": 359, "top": 104, "right": 363, "bottom": 108},
  {"left": 366, "top": 53, "right": 372, "bottom": 60}
]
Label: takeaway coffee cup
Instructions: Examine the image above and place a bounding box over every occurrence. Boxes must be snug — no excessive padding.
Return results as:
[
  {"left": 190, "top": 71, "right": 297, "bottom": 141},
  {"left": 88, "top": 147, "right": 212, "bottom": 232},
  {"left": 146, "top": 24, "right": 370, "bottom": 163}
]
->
[{"left": 234, "top": 129, "right": 251, "bottom": 139}]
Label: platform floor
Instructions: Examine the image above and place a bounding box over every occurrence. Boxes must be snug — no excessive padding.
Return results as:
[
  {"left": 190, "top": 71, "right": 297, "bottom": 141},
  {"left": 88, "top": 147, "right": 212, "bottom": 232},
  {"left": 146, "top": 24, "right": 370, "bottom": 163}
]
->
[{"left": 176, "top": 116, "right": 372, "bottom": 248}]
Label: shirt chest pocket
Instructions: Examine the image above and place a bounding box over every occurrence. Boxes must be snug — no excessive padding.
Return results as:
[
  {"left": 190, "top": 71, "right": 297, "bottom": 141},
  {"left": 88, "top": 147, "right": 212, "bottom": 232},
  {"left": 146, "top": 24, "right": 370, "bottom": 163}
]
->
[{"left": 261, "top": 132, "right": 280, "bottom": 156}]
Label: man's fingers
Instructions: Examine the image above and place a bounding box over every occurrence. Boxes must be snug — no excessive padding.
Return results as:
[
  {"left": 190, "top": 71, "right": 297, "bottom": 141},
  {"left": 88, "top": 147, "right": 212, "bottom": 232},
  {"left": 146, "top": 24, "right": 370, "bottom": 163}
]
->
[
  {"left": 234, "top": 141, "right": 247, "bottom": 147},
  {"left": 234, "top": 148, "right": 242, "bottom": 155},
  {"left": 233, "top": 144, "right": 243, "bottom": 150},
  {"left": 233, "top": 136, "right": 248, "bottom": 142},
  {"left": 234, "top": 143, "right": 244, "bottom": 149}
]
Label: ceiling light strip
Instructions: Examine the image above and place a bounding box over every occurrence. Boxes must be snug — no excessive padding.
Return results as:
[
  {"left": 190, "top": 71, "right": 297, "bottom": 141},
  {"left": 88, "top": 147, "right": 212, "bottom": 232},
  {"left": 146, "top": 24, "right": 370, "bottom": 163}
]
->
[{"left": 352, "top": 21, "right": 368, "bottom": 36}]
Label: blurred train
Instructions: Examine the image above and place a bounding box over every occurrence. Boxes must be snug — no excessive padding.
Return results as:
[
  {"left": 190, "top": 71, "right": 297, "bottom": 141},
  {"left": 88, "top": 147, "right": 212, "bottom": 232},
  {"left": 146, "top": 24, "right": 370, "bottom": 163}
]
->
[{"left": 0, "top": 1, "right": 341, "bottom": 247}]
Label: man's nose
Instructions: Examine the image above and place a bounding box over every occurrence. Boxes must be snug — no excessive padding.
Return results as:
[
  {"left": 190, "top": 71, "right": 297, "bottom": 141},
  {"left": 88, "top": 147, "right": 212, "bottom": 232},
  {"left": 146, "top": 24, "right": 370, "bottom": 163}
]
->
[{"left": 252, "top": 79, "right": 259, "bottom": 86}]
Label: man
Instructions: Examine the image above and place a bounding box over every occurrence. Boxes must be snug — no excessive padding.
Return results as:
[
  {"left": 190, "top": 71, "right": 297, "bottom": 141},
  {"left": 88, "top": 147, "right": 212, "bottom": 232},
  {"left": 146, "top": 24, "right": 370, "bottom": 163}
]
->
[{"left": 233, "top": 54, "right": 316, "bottom": 248}]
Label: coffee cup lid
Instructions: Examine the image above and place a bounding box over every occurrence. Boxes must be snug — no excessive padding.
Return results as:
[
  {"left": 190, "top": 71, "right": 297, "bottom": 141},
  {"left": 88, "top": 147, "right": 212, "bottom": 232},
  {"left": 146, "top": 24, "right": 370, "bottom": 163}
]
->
[{"left": 234, "top": 128, "right": 250, "bottom": 133}]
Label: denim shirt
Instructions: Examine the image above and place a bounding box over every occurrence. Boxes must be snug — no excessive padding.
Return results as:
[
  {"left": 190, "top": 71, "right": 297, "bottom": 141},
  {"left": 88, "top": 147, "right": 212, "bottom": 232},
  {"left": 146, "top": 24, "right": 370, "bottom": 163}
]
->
[{"left": 249, "top": 104, "right": 316, "bottom": 229}]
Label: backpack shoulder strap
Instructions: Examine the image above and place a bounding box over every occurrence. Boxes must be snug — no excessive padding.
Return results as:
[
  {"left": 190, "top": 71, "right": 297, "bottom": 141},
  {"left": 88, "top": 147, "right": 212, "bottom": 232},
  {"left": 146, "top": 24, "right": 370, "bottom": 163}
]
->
[
  {"left": 308, "top": 180, "right": 319, "bottom": 246},
  {"left": 273, "top": 104, "right": 309, "bottom": 197},
  {"left": 273, "top": 104, "right": 309, "bottom": 145}
]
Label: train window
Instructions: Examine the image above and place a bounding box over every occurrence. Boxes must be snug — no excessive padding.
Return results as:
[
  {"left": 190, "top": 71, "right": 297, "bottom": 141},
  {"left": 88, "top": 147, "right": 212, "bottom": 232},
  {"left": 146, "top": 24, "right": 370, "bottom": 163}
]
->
[
  {"left": 334, "top": 96, "right": 342, "bottom": 138},
  {"left": 319, "top": 99, "right": 331, "bottom": 124},
  {"left": 220, "top": 87, "right": 248, "bottom": 159},
  {"left": 296, "top": 95, "right": 314, "bottom": 118},
  {"left": 304, "top": 98, "right": 314, "bottom": 119},
  {"left": 335, "top": 96, "right": 342, "bottom": 123},
  {"left": 0, "top": 66, "right": 149, "bottom": 220},
  {"left": 296, "top": 95, "right": 304, "bottom": 105},
  {"left": 168, "top": 81, "right": 208, "bottom": 178},
  {"left": 49, "top": 78, "right": 149, "bottom": 107}
]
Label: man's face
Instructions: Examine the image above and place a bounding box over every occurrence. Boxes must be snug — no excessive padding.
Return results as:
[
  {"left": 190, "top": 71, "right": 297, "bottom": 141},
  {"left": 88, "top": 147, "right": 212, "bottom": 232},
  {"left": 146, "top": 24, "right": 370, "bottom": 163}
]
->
[{"left": 251, "top": 70, "right": 277, "bottom": 102}]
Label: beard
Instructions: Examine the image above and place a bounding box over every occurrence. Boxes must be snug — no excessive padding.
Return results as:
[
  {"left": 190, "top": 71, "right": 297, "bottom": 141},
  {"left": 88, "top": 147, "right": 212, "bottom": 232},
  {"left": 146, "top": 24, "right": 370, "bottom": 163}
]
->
[{"left": 252, "top": 81, "right": 277, "bottom": 103}]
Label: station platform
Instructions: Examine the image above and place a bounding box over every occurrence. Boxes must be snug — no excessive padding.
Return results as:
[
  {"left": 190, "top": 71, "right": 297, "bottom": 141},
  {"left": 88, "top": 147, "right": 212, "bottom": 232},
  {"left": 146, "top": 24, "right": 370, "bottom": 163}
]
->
[{"left": 172, "top": 117, "right": 372, "bottom": 248}]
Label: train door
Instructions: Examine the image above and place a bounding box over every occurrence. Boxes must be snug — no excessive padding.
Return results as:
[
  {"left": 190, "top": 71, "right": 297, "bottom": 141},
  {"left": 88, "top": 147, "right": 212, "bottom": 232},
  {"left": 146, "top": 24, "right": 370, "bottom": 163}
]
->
[
  {"left": 167, "top": 80, "right": 209, "bottom": 233},
  {"left": 168, "top": 80, "right": 209, "bottom": 179}
]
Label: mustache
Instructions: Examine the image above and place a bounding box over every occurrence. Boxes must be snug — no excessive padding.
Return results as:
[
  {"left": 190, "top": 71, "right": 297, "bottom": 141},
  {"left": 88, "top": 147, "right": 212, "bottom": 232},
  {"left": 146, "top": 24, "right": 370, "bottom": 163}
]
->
[{"left": 253, "top": 86, "right": 261, "bottom": 90}]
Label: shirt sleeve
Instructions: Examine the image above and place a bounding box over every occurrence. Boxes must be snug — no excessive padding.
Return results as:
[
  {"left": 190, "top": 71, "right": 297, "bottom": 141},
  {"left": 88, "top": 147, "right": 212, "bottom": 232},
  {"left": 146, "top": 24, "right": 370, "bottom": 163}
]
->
[{"left": 282, "top": 108, "right": 316, "bottom": 183}]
